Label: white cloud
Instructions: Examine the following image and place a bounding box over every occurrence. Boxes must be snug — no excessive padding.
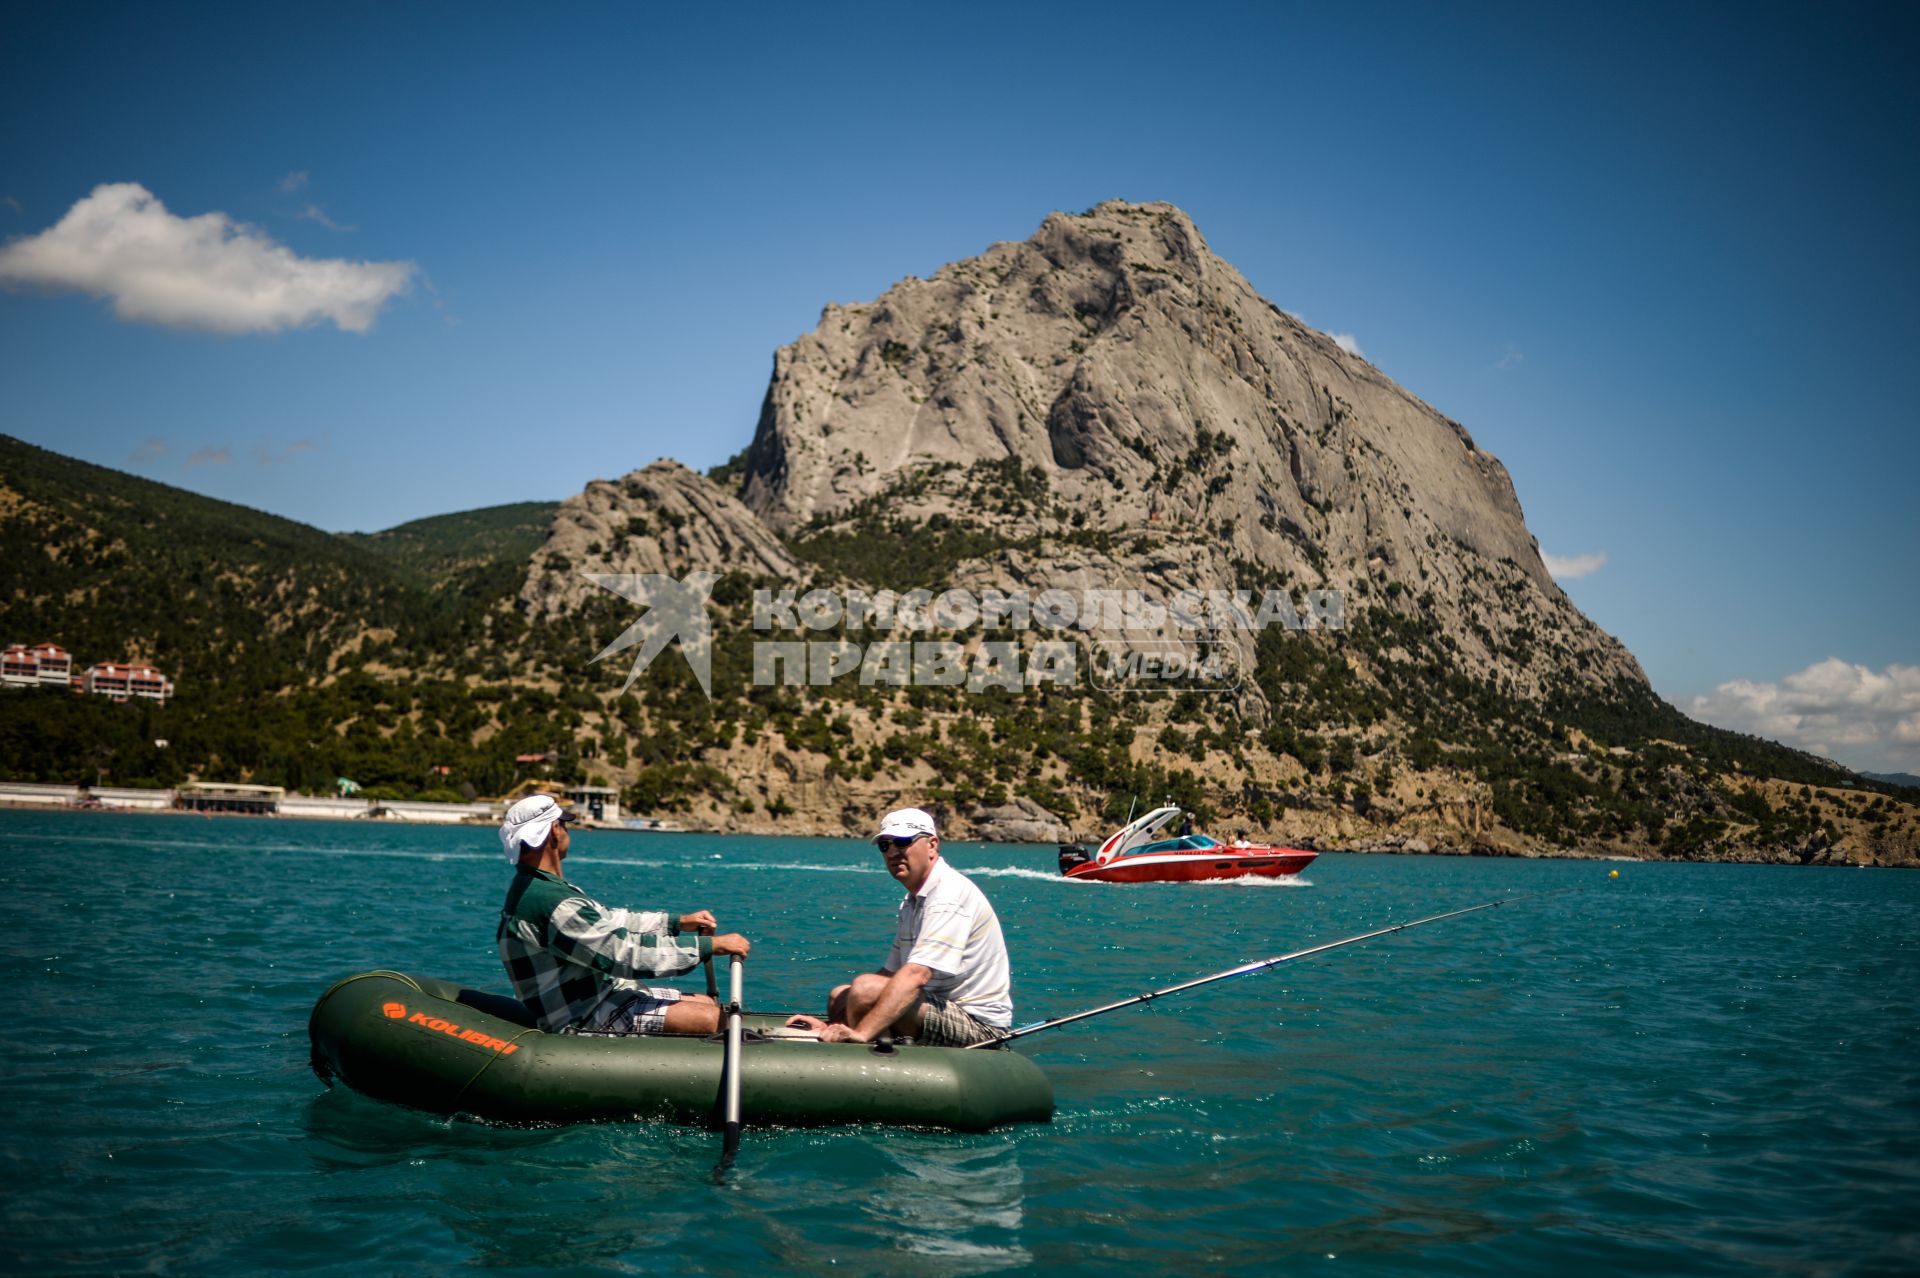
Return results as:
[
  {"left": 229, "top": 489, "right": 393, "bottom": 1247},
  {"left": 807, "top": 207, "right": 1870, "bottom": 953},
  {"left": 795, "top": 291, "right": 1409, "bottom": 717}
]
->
[
  {"left": 187, "top": 446, "right": 231, "bottom": 466},
  {"left": 254, "top": 437, "right": 321, "bottom": 465},
  {"left": 1542, "top": 550, "right": 1608, "bottom": 580},
  {"left": 1277, "top": 308, "right": 1365, "bottom": 361},
  {"left": 297, "top": 203, "right": 355, "bottom": 233},
  {"left": 279, "top": 171, "right": 309, "bottom": 193},
  {"left": 1687, "top": 658, "right": 1920, "bottom": 772},
  {"left": 127, "top": 436, "right": 169, "bottom": 466},
  {"left": 1496, "top": 342, "right": 1524, "bottom": 369},
  {"left": 0, "top": 182, "right": 415, "bottom": 334}
]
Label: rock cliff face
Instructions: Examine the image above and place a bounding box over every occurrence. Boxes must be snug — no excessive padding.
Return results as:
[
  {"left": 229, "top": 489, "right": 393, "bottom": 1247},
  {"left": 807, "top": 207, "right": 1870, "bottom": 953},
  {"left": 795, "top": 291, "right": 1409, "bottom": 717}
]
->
[
  {"left": 520, "top": 460, "right": 801, "bottom": 615},
  {"left": 969, "top": 796, "right": 1070, "bottom": 844},
  {"left": 734, "top": 200, "right": 1643, "bottom": 698}
]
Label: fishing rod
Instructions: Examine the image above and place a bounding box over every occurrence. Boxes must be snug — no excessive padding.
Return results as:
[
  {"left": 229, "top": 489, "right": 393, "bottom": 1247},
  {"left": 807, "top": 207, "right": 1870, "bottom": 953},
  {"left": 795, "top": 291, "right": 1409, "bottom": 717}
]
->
[{"left": 968, "top": 888, "right": 1576, "bottom": 1049}]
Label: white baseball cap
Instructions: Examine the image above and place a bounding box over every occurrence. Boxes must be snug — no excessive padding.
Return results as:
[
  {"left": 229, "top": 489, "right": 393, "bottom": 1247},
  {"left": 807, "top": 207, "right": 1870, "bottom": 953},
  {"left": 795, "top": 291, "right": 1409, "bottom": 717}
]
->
[
  {"left": 500, "top": 793, "right": 573, "bottom": 861},
  {"left": 874, "top": 806, "right": 937, "bottom": 843}
]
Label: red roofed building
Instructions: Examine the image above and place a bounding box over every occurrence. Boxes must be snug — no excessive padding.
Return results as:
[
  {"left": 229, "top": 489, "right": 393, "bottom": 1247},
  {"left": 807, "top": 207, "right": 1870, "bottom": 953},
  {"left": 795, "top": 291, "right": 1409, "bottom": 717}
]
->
[
  {"left": 84, "top": 661, "right": 174, "bottom": 704},
  {"left": 1, "top": 645, "right": 36, "bottom": 688},
  {"left": 5, "top": 643, "right": 79, "bottom": 689},
  {"left": 30, "top": 643, "right": 70, "bottom": 686}
]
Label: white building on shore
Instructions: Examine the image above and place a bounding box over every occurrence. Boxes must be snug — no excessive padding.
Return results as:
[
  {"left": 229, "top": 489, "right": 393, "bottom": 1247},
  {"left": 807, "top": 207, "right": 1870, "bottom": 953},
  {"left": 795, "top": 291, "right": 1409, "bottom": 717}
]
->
[
  {"left": 90, "top": 787, "right": 175, "bottom": 811},
  {"left": 0, "top": 781, "right": 82, "bottom": 806},
  {"left": 378, "top": 799, "right": 498, "bottom": 824},
  {"left": 280, "top": 795, "right": 375, "bottom": 820},
  {"left": 563, "top": 784, "right": 621, "bottom": 823},
  {"left": 177, "top": 782, "right": 283, "bottom": 814}
]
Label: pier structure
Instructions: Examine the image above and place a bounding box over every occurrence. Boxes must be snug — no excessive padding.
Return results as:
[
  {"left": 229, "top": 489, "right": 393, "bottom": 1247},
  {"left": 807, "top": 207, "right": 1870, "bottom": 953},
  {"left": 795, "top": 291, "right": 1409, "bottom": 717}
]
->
[{"left": 178, "top": 782, "right": 285, "bottom": 814}]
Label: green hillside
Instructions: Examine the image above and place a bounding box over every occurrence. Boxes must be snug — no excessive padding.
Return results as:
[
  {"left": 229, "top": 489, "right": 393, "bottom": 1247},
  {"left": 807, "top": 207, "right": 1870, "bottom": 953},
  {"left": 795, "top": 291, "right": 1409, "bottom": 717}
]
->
[
  {"left": 0, "top": 436, "right": 562, "bottom": 796},
  {"left": 1, "top": 435, "right": 1911, "bottom": 863},
  {"left": 342, "top": 501, "right": 556, "bottom": 585},
  {"left": 0, "top": 434, "right": 405, "bottom": 689}
]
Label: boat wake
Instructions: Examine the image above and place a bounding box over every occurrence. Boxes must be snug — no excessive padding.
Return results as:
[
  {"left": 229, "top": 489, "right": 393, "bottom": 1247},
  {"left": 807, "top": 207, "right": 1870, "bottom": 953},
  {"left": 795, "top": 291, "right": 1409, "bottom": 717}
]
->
[
  {"left": 587, "top": 859, "right": 889, "bottom": 875},
  {"left": 708, "top": 861, "right": 886, "bottom": 875},
  {"left": 1194, "top": 874, "right": 1313, "bottom": 888},
  {"left": 964, "top": 865, "right": 1082, "bottom": 883}
]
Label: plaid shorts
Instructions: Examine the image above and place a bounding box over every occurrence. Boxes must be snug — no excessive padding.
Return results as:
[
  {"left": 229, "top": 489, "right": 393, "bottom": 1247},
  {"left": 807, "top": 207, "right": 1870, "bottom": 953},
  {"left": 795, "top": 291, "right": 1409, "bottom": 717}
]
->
[
  {"left": 590, "top": 986, "right": 684, "bottom": 1036},
  {"left": 915, "top": 997, "right": 1005, "bottom": 1048}
]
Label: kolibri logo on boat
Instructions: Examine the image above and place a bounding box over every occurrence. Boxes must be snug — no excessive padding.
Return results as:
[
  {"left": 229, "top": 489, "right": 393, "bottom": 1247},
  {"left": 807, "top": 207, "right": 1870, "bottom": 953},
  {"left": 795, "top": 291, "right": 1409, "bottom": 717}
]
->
[
  {"left": 585, "top": 573, "right": 1343, "bottom": 698},
  {"left": 381, "top": 1001, "right": 520, "bottom": 1055}
]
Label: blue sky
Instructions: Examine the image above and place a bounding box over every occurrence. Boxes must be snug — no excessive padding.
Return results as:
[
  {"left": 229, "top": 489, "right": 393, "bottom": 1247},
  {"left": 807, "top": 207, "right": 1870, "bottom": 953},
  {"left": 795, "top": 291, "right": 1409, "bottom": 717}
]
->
[{"left": 3, "top": 2, "right": 1916, "bottom": 771}]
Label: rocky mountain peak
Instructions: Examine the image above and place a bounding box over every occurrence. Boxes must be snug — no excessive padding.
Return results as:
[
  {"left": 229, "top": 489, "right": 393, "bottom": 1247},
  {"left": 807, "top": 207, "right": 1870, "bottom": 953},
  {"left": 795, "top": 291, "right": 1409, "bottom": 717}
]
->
[
  {"left": 724, "top": 199, "right": 1641, "bottom": 697},
  {"left": 520, "top": 460, "right": 800, "bottom": 615}
]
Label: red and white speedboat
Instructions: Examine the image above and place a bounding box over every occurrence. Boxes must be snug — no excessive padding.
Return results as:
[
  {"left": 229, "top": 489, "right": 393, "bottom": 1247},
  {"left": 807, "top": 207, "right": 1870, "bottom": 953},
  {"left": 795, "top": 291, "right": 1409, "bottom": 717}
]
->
[{"left": 1058, "top": 806, "right": 1317, "bottom": 884}]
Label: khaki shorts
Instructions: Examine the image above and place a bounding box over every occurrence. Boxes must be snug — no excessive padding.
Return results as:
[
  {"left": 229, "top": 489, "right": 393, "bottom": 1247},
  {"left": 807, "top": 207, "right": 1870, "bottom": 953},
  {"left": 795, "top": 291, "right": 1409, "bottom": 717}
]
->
[{"left": 915, "top": 998, "right": 1005, "bottom": 1048}]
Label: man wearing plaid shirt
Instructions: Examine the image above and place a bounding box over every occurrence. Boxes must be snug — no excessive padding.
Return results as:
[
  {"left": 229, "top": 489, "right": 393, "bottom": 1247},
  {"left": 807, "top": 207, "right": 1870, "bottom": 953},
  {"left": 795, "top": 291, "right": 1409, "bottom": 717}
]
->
[{"left": 496, "top": 793, "right": 751, "bottom": 1035}]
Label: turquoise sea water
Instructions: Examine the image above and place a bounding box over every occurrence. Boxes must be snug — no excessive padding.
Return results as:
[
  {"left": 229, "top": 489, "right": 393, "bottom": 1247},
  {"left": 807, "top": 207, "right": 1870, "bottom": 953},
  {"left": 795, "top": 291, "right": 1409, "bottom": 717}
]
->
[{"left": 0, "top": 810, "right": 1914, "bottom": 1276}]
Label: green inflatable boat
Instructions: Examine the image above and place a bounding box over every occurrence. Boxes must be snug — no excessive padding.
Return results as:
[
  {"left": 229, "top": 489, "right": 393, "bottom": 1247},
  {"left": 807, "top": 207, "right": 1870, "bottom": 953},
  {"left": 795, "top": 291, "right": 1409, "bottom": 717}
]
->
[{"left": 308, "top": 971, "right": 1054, "bottom": 1132}]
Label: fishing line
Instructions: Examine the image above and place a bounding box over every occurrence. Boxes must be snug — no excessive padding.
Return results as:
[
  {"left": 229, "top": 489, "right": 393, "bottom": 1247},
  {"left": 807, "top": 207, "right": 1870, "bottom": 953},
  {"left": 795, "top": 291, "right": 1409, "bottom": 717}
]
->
[{"left": 969, "top": 888, "right": 1580, "bottom": 1049}]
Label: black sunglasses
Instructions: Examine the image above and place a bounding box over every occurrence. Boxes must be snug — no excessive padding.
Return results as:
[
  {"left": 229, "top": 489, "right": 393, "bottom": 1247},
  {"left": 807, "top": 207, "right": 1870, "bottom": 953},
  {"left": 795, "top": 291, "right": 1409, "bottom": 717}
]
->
[{"left": 874, "top": 834, "right": 925, "bottom": 851}]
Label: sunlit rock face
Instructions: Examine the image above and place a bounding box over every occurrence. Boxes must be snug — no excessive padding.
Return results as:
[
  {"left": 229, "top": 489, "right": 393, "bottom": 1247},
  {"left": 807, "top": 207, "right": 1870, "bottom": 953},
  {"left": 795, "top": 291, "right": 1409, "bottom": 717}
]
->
[
  {"left": 732, "top": 200, "right": 1642, "bottom": 698},
  {"left": 520, "top": 460, "right": 801, "bottom": 616}
]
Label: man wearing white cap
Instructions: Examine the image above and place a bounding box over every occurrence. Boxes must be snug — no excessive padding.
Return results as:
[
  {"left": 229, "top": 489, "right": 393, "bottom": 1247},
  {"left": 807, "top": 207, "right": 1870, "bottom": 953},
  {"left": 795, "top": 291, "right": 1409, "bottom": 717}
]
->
[
  {"left": 786, "top": 806, "right": 1012, "bottom": 1047},
  {"left": 496, "top": 793, "right": 750, "bottom": 1036}
]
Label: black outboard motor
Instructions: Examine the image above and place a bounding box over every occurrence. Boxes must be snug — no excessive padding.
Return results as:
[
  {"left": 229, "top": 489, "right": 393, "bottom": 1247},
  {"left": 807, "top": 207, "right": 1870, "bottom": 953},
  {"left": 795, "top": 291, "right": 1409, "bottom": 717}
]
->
[{"left": 1058, "top": 844, "right": 1093, "bottom": 874}]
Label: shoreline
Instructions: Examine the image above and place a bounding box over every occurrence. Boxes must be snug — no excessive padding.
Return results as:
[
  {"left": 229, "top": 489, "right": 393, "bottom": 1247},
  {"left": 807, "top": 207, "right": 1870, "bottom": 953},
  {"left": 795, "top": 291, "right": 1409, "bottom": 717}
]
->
[{"left": 4, "top": 800, "right": 1911, "bottom": 867}]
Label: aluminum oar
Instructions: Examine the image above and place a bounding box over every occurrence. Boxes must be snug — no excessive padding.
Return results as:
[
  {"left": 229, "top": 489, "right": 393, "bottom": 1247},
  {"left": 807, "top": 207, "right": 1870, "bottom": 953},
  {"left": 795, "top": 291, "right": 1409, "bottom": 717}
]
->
[
  {"left": 969, "top": 889, "right": 1575, "bottom": 1049},
  {"left": 711, "top": 955, "right": 746, "bottom": 1181}
]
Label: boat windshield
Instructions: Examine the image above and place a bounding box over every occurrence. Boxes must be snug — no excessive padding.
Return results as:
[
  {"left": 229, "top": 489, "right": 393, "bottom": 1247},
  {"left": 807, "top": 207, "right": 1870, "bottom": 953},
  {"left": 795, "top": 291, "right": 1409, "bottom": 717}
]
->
[{"left": 1123, "top": 834, "right": 1220, "bottom": 856}]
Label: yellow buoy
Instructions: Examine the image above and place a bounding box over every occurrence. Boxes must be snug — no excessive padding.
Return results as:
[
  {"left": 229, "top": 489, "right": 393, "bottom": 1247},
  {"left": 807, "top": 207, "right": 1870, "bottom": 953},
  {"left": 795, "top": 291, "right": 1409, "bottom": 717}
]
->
[{"left": 1609, "top": 869, "right": 1620, "bottom": 878}]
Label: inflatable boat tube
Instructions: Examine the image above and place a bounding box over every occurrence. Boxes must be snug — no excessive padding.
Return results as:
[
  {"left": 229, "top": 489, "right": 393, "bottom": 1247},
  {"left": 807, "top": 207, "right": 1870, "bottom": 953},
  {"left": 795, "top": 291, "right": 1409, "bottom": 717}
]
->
[{"left": 308, "top": 971, "right": 1054, "bottom": 1132}]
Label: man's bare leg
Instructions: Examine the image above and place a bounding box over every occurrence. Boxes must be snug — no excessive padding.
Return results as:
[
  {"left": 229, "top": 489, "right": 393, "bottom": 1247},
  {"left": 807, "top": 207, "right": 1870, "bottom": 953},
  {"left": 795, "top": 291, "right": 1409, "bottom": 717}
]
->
[
  {"left": 662, "top": 993, "right": 720, "bottom": 1035},
  {"left": 826, "top": 983, "right": 852, "bottom": 1024},
  {"left": 840, "top": 973, "right": 921, "bottom": 1036}
]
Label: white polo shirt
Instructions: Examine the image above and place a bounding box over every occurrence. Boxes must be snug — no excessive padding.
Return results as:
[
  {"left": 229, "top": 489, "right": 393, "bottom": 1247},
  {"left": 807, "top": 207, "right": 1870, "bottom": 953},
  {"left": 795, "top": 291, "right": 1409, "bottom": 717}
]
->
[{"left": 885, "top": 857, "right": 1013, "bottom": 1027}]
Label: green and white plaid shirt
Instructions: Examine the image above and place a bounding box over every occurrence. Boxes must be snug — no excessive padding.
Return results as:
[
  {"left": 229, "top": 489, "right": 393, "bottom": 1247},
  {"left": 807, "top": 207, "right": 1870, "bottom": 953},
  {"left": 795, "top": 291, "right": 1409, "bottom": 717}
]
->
[{"left": 497, "top": 867, "right": 711, "bottom": 1033}]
